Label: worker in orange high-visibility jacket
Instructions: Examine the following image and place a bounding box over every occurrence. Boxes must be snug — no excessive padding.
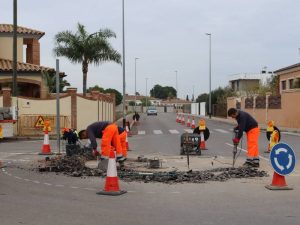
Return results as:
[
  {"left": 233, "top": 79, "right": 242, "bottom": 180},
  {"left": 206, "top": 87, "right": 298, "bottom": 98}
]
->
[
  {"left": 78, "top": 122, "right": 124, "bottom": 161},
  {"left": 117, "top": 126, "right": 128, "bottom": 159},
  {"left": 228, "top": 108, "right": 260, "bottom": 167}
]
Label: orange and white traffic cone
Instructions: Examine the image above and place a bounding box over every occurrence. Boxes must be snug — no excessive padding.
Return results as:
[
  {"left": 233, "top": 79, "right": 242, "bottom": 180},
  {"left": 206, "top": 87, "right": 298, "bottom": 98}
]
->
[
  {"left": 265, "top": 172, "right": 293, "bottom": 190},
  {"left": 191, "top": 117, "right": 195, "bottom": 129},
  {"left": 97, "top": 149, "right": 127, "bottom": 196},
  {"left": 178, "top": 114, "right": 182, "bottom": 123},
  {"left": 181, "top": 115, "right": 185, "bottom": 125},
  {"left": 39, "top": 130, "right": 53, "bottom": 155},
  {"left": 126, "top": 123, "right": 132, "bottom": 137},
  {"left": 199, "top": 131, "right": 207, "bottom": 150},
  {"left": 187, "top": 115, "right": 191, "bottom": 127}
]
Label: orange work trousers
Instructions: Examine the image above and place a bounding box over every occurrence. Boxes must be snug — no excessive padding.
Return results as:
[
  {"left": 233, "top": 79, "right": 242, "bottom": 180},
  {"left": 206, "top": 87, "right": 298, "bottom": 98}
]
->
[
  {"left": 246, "top": 127, "right": 260, "bottom": 158},
  {"left": 119, "top": 131, "right": 128, "bottom": 158},
  {"left": 101, "top": 124, "right": 123, "bottom": 159}
]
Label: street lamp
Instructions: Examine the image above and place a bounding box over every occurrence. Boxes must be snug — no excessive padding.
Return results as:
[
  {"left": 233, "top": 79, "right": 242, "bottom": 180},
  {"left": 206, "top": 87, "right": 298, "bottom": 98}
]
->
[
  {"left": 145, "top": 78, "right": 149, "bottom": 109},
  {"left": 206, "top": 33, "right": 212, "bottom": 119},
  {"left": 122, "top": 0, "right": 126, "bottom": 128},
  {"left": 134, "top": 57, "right": 139, "bottom": 112},
  {"left": 175, "top": 70, "right": 178, "bottom": 112}
]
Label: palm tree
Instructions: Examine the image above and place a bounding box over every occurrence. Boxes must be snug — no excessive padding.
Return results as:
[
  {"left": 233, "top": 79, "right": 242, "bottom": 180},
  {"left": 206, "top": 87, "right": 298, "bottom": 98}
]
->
[
  {"left": 42, "top": 71, "right": 71, "bottom": 93},
  {"left": 53, "top": 23, "right": 121, "bottom": 96}
]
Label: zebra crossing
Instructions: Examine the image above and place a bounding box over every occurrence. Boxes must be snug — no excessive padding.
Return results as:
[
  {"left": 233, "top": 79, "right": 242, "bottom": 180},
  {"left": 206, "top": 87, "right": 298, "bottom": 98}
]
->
[{"left": 136, "top": 128, "right": 230, "bottom": 135}]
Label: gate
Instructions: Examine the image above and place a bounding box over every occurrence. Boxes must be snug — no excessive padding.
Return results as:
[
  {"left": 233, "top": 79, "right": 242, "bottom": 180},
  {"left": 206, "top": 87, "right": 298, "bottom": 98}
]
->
[{"left": 17, "top": 114, "right": 71, "bottom": 136}]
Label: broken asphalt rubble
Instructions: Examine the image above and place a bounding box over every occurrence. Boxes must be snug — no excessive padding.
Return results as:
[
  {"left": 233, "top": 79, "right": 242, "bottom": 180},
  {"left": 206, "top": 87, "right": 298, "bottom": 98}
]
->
[{"left": 37, "top": 154, "right": 268, "bottom": 184}]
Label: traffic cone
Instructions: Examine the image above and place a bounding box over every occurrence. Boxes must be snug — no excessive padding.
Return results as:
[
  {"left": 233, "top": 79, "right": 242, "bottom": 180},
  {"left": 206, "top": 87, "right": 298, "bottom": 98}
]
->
[
  {"left": 265, "top": 172, "right": 293, "bottom": 190},
  {"left": 181, "top": 115, "right": 185, "bottom": 125},
  {"left": 39, "top": 130, "right": 53, "bottom": 155},
  {"left": 191, "top": 117, "right": 195, "bottom": 129},
  {"left": 126, "top": 122, "right": 132, "bottom": 137},
  {"left": 97, "top": 149, "right": 127, "bottom": 196},
  {"left": 178, "top": 114, "right": 182, "bottom": 123},
  {"left": 176, "top": 114, "right": 179, "bottom": 123},
  {"left": 199, "top": 131, "right": 207, "bottom": 150},
  {"left": 187, "top": 115, "right": 191, "bottom": 127}
]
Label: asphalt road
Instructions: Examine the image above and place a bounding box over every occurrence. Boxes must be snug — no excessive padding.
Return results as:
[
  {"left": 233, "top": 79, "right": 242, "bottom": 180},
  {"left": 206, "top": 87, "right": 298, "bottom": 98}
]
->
[{"left": 0, "top": 112, "right": 300, "bottom": 225}]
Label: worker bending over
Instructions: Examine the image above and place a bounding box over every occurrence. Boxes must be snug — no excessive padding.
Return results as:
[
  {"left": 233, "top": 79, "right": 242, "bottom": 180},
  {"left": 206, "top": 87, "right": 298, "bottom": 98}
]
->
[
  {"left": 78, "top": 122, "right": 124, "bottom": 161},
  {"left": 227, "top": 108, "right": 260, "bottom": 167}
]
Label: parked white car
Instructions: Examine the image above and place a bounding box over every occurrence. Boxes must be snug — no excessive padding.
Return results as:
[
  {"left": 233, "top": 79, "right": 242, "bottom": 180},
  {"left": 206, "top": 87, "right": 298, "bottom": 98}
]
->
[{"left": 147, "top": 107, "right": 158, "bottom": 116}]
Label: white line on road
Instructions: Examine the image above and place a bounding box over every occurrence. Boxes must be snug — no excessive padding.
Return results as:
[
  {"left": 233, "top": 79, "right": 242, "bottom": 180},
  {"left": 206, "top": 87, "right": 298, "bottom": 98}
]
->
[
  {"left": 44, "top": 183, "right": 52, "bottom": 186},
  {"left": 225, "top": 143, "right": 269, "bottom": 161},
  {"left": 33, "top": 180, "right": 40, "bottom": 184},
  {"left": 214, "top": 129, "right": 230, "bottom": 134},
  {"left": 169, "top": 130, "right": 179, "bottom": 134},
  {"left": 183, "top": 129, "right": 193, "bottom": 133},
  {"left": 153, "top": 130, "right": 163, "bottom": 134},
  {"left": 70, "top": 186, "right": 79, "bottom": 189},
  {"left": 281, "top": 132, "right": 300, "bottom": 137},
  {"left": 138, "top": 130, "right": 146, "bottom": 135}
]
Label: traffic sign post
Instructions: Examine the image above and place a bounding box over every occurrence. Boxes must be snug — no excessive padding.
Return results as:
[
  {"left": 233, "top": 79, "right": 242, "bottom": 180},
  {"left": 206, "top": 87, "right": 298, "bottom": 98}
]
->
[{"left": 266, "top": 143, "right": 296, "bottom": 190}]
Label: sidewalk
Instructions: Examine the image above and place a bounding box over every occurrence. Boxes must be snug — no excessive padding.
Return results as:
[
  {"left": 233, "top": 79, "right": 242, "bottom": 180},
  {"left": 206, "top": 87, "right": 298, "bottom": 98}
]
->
[{"left": 182, "top": 113, "right": 300, "bottom": 133}]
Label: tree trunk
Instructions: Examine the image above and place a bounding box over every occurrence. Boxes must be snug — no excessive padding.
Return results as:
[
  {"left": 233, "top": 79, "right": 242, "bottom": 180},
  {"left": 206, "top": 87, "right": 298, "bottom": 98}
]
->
[{"left": 82, "top": 61, "right": 88, "bottom": 96}]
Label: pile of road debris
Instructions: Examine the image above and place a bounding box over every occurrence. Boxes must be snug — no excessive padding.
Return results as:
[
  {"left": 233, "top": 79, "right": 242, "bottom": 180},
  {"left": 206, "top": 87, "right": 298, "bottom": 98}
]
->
[
  {"left": 119, "top": 167, "right": 268, "bottom": 183},
  {"left": 37, "top": 155, "right": 268, "bottom": 183},
  {"left": 38, "top": 155, "right": 103, "bottom": 177}
]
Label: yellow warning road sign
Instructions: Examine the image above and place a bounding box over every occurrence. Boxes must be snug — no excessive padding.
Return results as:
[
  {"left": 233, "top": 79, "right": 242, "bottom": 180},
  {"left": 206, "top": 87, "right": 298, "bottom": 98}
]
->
[{"left": 34, "top": 116, "right": 45, "bottom": 128}]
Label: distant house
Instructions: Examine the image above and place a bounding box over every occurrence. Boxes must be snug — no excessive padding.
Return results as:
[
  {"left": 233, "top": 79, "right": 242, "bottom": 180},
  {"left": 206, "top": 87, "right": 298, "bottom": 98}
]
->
[
  {"left": 229, "top": 72, "right": 270, "bottom": 96},
  {"left": 0, "top": 24, "right": 65, "bottom": 98},
  {"left": 274, "top": 62, "right": 300, "bottom": 94},
  {"left": 124, "top": 94, "right": 162, "bottom": 106}
]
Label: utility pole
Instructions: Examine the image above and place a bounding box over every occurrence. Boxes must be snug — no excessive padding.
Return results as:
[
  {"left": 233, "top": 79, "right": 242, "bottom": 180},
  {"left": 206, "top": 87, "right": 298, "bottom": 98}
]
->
[
  {"left": 134, "top": 57, "right": 139, "bottom": 112},
  {"left": 12, "top": 0, "right": 17, "bottom": 96},
  {"left": 122, "top": 0, "right": 126, "bottom": 128},
  {"left": 206, "top": 33, "right": 212, "bottom": 118},
  {"left": 175, "top": 70, "right": 178, "bottom": 112}
]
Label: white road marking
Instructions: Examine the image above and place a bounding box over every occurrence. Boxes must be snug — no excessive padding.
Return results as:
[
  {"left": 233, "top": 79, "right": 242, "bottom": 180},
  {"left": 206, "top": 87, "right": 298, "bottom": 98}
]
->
[
  {"left": 55, "top": 184, "right": 65, "bottom": 187},
  {"left": 169, "top": 130, "right": 179, "bottom": 134},
  {"left": 225, "top": 143, "right": 269, "bottom": 161},
  {"left": 70, "top": 186, "right": 79, "bottom": 189},
  {"left": 184, "top": 129, "right": 193, "bottom": 133},
  {"left": 153, "top": 130, "right": 163, "bottom": 134},
  {"left": 83, "top": 187, "right": 97, "bottom": 191},
  {"left": 281, "top": 132, "right": 300, "bottom": 137},
  {"left": 214, "top": 129, "right": 230, "bottom": 134},
  {"left": 44, "top": 183, "right": 52, "bottom": 186},
  {"left": 33, "top": 180, "right": 40, "bottom": 184},
  {"left": 138, "top": 130, "right": 146, "bottom": 135}
]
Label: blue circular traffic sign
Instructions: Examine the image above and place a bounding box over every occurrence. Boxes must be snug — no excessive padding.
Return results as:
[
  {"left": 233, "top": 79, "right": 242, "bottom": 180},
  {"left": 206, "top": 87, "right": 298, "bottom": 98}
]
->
[{"left": 270, "top": 143, "right": 296, "bottom": 176}]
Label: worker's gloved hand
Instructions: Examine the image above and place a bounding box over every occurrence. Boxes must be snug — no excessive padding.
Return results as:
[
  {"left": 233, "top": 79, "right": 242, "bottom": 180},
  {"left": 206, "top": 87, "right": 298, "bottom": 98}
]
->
[
  {"left": 233, "top": 126, "right": 239, "bottom": 133},
  {"left": 232, "top": 138, "right": 240, "bottom": 145},
  {"left": 92, "top": 149, "right": 100, "bottom": 157}
]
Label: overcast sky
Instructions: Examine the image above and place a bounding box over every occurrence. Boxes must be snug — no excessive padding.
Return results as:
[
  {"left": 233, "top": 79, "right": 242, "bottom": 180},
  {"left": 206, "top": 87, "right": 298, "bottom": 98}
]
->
[{"left": 2, "top": 0, "right": 300, "bottom": 98}]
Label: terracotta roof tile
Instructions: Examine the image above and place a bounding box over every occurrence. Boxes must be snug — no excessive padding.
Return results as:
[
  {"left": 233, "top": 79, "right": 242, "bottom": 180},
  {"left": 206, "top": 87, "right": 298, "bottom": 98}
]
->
[
  {"left": 0, "top": 58, "right": 54, "bottom": 73},
  {"left": 0, "top": 24, "right": 45, "bottom": 38}
]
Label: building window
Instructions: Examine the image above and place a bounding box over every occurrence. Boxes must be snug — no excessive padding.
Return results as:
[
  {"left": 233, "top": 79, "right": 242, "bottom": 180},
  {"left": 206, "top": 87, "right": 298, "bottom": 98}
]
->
[
  {"left": 288, "top": 79, "right": 294, "bottom": 89},
  {"left": 281, "top": 80, "right": 286, "bottom": 91}
]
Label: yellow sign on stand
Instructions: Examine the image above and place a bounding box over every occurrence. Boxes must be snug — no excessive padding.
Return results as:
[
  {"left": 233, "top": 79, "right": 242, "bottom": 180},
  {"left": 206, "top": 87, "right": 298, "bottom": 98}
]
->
[{"left": 34, "top": 116, "right": 45, "bottom": 128}]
